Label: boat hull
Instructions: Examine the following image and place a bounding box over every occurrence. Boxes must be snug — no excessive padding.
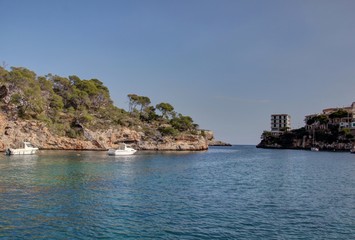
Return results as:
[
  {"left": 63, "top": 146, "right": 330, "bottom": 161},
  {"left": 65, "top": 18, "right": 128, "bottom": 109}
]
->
[
  {"left": 6, "top": 148, "right": 38, "bottom": 155},
  {"left": 107, "top": 149, "right": 136, "bottom": 156}
]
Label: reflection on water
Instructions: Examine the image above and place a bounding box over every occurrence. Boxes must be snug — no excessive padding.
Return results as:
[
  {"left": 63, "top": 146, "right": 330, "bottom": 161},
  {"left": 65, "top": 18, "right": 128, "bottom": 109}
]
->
[{"left": 0, "top": 147, "right": 355, "bottom": 239}]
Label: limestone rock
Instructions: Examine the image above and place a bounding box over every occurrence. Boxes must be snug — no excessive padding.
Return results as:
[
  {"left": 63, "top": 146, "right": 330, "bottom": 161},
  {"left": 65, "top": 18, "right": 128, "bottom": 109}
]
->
[
  {"left": 202, "top": 130, "right": 232, "bottom": 146},
  {"left": 0, "top": 114, "right": 209, "bottom": 151}
]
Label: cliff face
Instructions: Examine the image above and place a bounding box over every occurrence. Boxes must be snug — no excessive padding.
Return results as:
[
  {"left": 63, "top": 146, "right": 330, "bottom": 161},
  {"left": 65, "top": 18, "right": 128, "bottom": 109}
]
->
[{"left": 0, "top": 114, "right": 209, "bottom": 151}]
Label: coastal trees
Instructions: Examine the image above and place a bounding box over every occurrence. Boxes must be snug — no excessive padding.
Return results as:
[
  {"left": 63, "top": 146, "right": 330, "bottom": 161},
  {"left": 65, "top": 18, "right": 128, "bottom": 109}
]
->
[
  {"left": 127, "top": 94, "right": 151, "bottom": 114},
  {"left": 261, "top": 131, "right": 272, "bottom": 140},
  {"left": 72, "top": 76, "right": 112, "bottom": 111},
  {"left": 0, "top": 66, "right": 203, "bottom": 139},
  {"left": 329, "top": 109, "right": 349, "bottom": 119},
  {"left": 340, "top": 128, "right": 354, "bottom": 140},
  {"left": 306, "top": 114, "right": 329, "bottom": 125},
  {"left": 140, "top": 106, "right": 158, "bottom": 122},
  {"left": 11, "top": 86, "right": 44, "bottom": 118},
  {"left": 5, "top": 67, "right": 44, "bottom": 118},
  {"left": 138, "top": 96, "right": 151, "bottom": 113},
  {"left": 126, "top": 95, "right": 199, "bottom": 135},
  {"left": 156, "top": 102, "right": 174, "bottom": 119},
  {"left": 127, "top": 94, "right": 139, "bottom": 113},
  {"left": 170, "top": 114, "right": 197, "bottom": 132},
  {"left": 50, "top": 75, "right": 72, "bottom": 108}
]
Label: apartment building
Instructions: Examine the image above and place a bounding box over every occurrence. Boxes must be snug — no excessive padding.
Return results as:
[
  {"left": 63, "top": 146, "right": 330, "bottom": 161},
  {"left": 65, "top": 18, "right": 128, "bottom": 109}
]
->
[{"left": 271, "top": 114, "right": 291, "bottom": 133}]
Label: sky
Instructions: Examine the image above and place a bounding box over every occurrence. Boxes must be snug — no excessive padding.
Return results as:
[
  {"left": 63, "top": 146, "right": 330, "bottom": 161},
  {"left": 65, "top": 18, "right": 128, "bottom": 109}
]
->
[{"left": 1, "top": 0, "right": 355, "bottom": 144}]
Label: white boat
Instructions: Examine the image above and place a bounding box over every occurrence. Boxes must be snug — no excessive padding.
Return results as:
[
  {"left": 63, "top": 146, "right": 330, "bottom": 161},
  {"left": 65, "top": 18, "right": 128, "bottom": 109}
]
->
[
  {"left": 5, "top": 142, "right": 39, "bottom": 155},
  {"left": 311, "top": 147, "right": 319, "bottom": 152},
  {"left": 108, "top": 143, "right": 137, "bottom": 156}
]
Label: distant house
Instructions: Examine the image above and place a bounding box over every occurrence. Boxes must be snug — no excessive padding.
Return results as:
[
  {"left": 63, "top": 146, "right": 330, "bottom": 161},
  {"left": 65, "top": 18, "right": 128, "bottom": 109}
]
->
[
  {"left": 322, "top": 102, "right": 355, "bottom": 129},
  {"left": 304, "top": 114, "right": 328, "bottom": 130},
  {"left": 305, "top": 102, "right": 355, "bottom": 132},
  {"left": 271, "top": 114, "right": 291, "bottom": 134},
  {"left": 322, "top": 102, "right": 355, "bottom": 116}
]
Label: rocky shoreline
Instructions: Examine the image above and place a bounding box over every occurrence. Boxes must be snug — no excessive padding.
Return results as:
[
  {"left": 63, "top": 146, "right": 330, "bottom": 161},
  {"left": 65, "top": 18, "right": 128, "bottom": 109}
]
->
[
  {"left": 0, "top": 114, "right": 227, "bottom": 152},
  {"left": 257, "top": 137, "right": 353, "bottom": 152},
  {"left": 208, "top": 140, "right": 232, "bottom": 146},
  {"left": 256, "top": 145, "right": 351, "bottom": 152}
]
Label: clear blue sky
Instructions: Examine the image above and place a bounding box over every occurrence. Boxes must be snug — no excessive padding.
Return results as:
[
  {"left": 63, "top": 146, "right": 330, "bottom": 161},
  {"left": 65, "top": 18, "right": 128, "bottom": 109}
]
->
[{"left": 1, "top": 0, "right": 355, "bottom": 144}]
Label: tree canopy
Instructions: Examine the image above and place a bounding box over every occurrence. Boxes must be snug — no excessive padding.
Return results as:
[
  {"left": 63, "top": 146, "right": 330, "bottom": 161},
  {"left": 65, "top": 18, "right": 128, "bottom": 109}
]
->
[
  {"left": 156, "top": 102, "right": 174, "bottom": 119},
  {"left": 329, "top": 109, "right": 349, "bottom": 119},
  {"left": 306, "top": 114, "right": 329, "bottom": 125},
  {"left": 0, "top": 66, "right": 201, "bottom": 138}
]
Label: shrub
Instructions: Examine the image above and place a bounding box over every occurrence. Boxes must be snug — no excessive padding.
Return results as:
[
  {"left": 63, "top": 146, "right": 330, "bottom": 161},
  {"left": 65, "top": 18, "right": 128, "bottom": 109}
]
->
[{"left": 158, "top": 126, "right": 178, "bottom": 136}]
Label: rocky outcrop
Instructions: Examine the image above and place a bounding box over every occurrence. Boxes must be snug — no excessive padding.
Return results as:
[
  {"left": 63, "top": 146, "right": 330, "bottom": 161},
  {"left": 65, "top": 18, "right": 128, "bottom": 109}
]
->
[
  {"left": 138, "top": 134, "right": 208, "bottom": 151},
  {"left": 0, "top": 114, "right": 209, "bottom": 151},
  {"left": 203, "top": 130, "right": 232, "bottom": 146},
  {"left": 208, "top": 140, "right": 232, "bottom": 146},
  {"left": 257, "top": 135, "right": 353, "bottom": 151}
]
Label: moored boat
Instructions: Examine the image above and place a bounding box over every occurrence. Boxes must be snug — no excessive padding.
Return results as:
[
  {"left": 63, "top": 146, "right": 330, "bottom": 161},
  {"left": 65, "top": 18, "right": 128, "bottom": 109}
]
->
[
  {"left": 108, "top": 143, "right": 137, "bottom": 156},
  {"left": 311, "top": 147, "right": 319, "bottom": 152},
  {"left": 5, "top": 142, "right": 39, "bottom": 155}
]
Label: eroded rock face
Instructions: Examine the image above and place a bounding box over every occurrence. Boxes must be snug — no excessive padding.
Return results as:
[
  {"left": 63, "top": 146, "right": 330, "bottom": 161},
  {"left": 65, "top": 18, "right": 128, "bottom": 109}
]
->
[
  {"left": 0, "top": 114, "right": 209, "bottom": 151},
  {"left": 202, "top": 130, "right": 232, "bottom": 146},
  {"left": 138, "top": 134, "right": 208, "bottom": 151}
]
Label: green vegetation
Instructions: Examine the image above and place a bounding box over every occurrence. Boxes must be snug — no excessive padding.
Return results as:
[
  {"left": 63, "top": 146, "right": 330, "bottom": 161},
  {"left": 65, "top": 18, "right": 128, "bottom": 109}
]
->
[
  {"left": 260, "top": 130, "right": 301, "bottom": 148},
  {"left": 0, "top": 66, "right": 200, "bottom": 138},
  {"left": 259, "top": 110, "right": 355, "bottom": 150},
  {"left": 306, "top": 114, "right": 329, "bottom": 125},
  {"left": 329, "top": 109, "right": 349, "bottom": 119}
]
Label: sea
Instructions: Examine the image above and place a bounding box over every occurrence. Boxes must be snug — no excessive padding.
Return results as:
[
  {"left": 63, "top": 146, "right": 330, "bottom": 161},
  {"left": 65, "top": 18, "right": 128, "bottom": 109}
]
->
[{"left": 0, "top": 145, "right": 354, "bottom": 239}]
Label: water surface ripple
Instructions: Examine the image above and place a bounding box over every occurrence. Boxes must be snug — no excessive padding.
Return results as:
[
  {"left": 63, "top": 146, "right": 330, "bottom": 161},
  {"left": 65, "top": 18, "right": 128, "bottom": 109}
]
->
[{"left": 0, "top": 146, "right": 354, "bottom": 239}]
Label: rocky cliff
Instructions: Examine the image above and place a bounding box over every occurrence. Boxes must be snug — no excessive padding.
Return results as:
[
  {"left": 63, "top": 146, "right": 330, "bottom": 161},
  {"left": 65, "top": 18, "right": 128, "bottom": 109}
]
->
[
  {"left": 0, "top": 114, "right": 209, "bottom": 151},
  {"left": 257, "top": 133, "right": 353, "bottom": 151}
]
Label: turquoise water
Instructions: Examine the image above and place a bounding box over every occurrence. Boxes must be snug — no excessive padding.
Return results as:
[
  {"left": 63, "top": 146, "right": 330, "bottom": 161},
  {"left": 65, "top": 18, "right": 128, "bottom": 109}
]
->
[{"left": 0, "top": 146, "right": 354, "bottom": 239}]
